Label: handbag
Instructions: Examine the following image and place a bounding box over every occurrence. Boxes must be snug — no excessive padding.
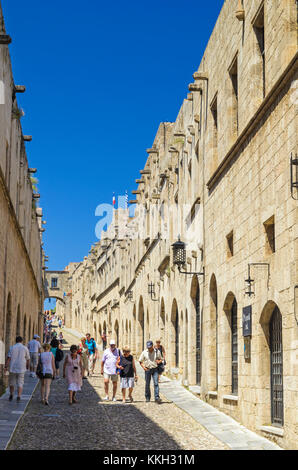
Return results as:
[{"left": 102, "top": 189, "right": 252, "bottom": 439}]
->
[{"left": 36, "top": 356, "right": 43, "bottom": 379}]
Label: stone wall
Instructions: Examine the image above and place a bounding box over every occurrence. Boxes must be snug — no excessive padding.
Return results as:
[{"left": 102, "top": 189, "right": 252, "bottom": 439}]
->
[{"left": 0, "top": 2, "right": 44, "bottom": 390}]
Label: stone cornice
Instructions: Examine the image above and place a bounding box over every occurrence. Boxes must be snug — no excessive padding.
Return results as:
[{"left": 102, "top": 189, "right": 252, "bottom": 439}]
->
[
  {"left": 207, "top": 52, "right": 298, "bottom": 191},
  {"left": 135, "top": 233, "right": 160, "bottom": 275},
  {"left": 96, "top": 277, "right": 119, "bottom": 302}
]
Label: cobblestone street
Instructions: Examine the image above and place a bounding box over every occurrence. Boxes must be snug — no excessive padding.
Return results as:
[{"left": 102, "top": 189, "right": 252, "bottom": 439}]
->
[{"left": 8, "top": 330, "right": 227, "bottom": 450}]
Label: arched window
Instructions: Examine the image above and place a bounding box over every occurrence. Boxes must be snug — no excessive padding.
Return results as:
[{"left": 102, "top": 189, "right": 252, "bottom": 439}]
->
[
  {"left": 5, "top": 293, "right": 12, "bottom": 355},
  {"left": 231, "top": 299, "right": 238, "bottom": 395},
  {"left": 270, "top": 307, "right": 283, "bottom": 426},
  {"left": 16, "top": 305, "right": 21, "bottom": 336}
]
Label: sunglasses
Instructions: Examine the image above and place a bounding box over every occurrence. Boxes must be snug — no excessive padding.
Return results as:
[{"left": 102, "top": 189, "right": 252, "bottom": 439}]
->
[{"left": 123, "top": 350, "right": 130, "bottom": 353}]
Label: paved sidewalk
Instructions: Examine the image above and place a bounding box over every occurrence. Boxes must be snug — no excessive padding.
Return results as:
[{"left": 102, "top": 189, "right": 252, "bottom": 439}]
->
[
  {"left": 136, "top": 364, "right": 281, "bottom": 451},
  {"left": 0, "top": 372, "right": 38, "bottom": 450}
]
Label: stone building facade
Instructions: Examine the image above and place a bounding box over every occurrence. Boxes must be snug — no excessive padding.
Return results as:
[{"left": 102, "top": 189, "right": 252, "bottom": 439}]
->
[
  {"left": 0, "top": 2, "right": 44, "bottom": 390},
  {"left": 57, "top": 1, "right": 297, "bottom": 449}
]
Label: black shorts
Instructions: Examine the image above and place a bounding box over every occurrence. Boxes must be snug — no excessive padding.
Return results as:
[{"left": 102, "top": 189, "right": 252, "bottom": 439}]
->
[{"left": 41, "top": 373, "right": 53, "bottom": 380}]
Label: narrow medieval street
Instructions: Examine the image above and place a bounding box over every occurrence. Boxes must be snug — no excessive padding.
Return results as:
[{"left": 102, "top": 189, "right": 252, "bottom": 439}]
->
[{"left": 4, "top": 328, "right": 280, "bottom": 451}]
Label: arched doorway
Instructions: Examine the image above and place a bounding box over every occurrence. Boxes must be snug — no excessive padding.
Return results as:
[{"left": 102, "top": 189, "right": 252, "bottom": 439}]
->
[
  {"left": 103, "top": 321, "right": 107, "bottom": 350},
  {"left": 191, "top": 276, "right": 201, "bottom": 385},
  {"left": 170, "top": 299, "right": 179, "bottom": 368},
  {"left": 137, "top": 297, "right": 144, "bottom": 354},
  {"left": 209, "top": 274, "right": 218, "bottom": 390},
  {"left": 23, "top": 314, "right": 27, "bottom": 343},
  {"left": 132, "top": 305, "right": 136, "bottom": 354},
  {"left": 114, "top": 320, "right": 119, "bottom": 347},
  {"left": 5, "top": 293, "right": 12, "bottom": 355},
  {"left": 125, "top": 319, "right": 128, "bottom": 346},
  {"left": 160, "top": 298, "right": 165, "bottom": 343},
  {"left": 28, "top": 317, "right": 32, "bottom": 342},
  {"left": 183, "top": 309, "right": 189, "bottom": 382},
  {"left": 16, "top": 305, "right": 21, "bottom": 336}
]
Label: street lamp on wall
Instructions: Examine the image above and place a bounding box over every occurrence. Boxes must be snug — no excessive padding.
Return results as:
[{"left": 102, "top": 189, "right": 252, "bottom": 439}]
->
[
  {"left": 172, "top": 238, "right": 204, "bottom": 276},
  {"left": 148, "top": 282, "right": 158, "bottom": 301}
]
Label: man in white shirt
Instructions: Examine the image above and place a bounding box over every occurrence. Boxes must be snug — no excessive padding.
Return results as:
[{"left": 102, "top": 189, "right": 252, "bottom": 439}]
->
[
  {"left": 4, "top": 336, "right": 30, "bottom": 402},
  {"left": 27, "top": 334, "right": 41, "bottom": 377}
]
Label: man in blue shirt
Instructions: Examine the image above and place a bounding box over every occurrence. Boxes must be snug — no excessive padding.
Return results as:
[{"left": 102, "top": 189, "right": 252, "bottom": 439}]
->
[{"left": 85, "top": 333, "right": 98, "bottom": 376}]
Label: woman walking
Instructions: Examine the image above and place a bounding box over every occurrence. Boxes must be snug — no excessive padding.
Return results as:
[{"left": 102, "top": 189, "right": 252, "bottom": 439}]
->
[
  {"left": 39, "top": 343, "right": 56, "bottom": 405},
  {"left": 78, "top": 337, "right": 89, "bottom": 379},
  {"left": 155, "top": 340, "right": 166, "bottom": 383},
  {"left": 63, "top": 345, "right": 83, "bottom": 405},
  {"left": 116, "top": 346, "right": 138, "bottom": 403}
]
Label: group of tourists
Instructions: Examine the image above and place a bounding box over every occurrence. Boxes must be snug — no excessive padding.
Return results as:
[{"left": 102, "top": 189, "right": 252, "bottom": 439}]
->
[
  {"left": 4, "top": 331, "right": 167, "bottom": 407},
  {"left": 100, "top": 338, "right": 166, "bottom": 404},
  {"left": 43, "top": 312, "right": 64, "bottom": 344}
]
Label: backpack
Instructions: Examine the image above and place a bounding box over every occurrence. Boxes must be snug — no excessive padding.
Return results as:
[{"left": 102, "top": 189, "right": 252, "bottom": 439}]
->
[{"left": 55, "top": 348, "right": 64, "bottom": 362}]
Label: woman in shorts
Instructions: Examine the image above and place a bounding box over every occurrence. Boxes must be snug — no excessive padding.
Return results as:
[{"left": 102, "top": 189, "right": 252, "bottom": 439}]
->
[
  {"left": 116, "top": 346, "right": 138, "bottom": 403},
  {"left": 39, "top": 343, "right": 56, "bottom": 405}
]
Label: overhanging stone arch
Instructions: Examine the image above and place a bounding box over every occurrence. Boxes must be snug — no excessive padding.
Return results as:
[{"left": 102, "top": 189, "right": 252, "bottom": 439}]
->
[{"left": 44, "top": 271, "right": 69, "bottom": 305}]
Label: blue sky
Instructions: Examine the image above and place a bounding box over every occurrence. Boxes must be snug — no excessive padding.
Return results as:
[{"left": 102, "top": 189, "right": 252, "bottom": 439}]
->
[{"left": 3, "top": 0, "right": 223, "bottom": 273}]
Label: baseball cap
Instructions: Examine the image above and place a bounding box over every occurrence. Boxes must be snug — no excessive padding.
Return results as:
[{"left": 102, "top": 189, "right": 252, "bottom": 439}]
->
[
  {"left": 34, "top": 334, "right": 40, "bottom": 339},
  {"left": 146, "top": 340, "right": 153, "bottom": 348},
  {"left": 110, "top": 339, "right": 116, "bottom": 345}
]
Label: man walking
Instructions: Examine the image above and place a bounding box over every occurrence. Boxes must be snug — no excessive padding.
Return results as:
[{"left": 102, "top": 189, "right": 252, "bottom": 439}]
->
[
  {"left": 101, "top": 339, "right": 120, "bottom": 402},
  {"left": 4, "top": 336, "right": 30, "bottom": 402},
  {"left": 139, "top": 340, "right": 162, "bottom": 403},
  {"left": 85, "top": 333, "right": 98, "bottom": 376},
  {"left": 27, "top": 334, "right": 41, "bottom": 377}
]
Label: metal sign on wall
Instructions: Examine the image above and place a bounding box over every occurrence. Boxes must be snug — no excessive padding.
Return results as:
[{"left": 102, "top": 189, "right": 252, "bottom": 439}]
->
[{"left": 242, "top": 305, "right": 252, "bottom": 336}]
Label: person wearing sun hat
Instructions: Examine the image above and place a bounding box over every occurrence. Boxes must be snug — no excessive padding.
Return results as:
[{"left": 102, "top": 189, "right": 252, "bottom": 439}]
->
[
  {"left": 101, "top": 339, "right": 121, "bottom": 402},
  {"left": 139, "top": 340, "right": 162, "bottom": 403}
]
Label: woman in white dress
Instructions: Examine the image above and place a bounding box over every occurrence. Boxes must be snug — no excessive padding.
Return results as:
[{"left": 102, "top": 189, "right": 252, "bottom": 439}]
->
[{"left": 63, "top": 345, "right": 83, "bottom": 405}]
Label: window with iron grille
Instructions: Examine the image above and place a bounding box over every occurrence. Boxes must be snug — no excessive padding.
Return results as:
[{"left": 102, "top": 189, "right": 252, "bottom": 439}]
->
[
  {"left": 270, "top": 307, "right": 284, "bottom": 426},
  {"left": 175, "top": 309, "right": 179, "bottom": 367},
  {"left": 231, "top": 299, "right": 238, "bottom": 395},
  {"left": 196, "top": 286, "right": 201, "bottom": 385}
]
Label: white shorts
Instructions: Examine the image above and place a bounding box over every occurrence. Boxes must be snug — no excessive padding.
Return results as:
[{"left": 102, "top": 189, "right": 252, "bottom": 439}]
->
[
  {"left": 120, "top": 377, "right": 134, "bottom": 389},
  {"left": 103, "top": 373, "right": 118, "bottom": 382}
]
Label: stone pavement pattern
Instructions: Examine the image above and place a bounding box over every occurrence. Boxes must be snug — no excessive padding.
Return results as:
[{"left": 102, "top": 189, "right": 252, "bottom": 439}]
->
[
  {"left": 0, "top": 372, "right": 38, "bottom": 450},
  {"left": 8, "top": 329, "right": 227, "bottom": 450}
]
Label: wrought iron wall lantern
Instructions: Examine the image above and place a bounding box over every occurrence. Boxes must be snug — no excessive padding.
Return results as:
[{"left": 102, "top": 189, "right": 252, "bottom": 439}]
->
[
  {"left": 172, "top": 238, "right": 204, "bottom": 276},
  {"left": 290, "top": 153, "right": 298, "bottom": 199},
  {"left": 245, "top": 263, "right": 270, "bottom": 297},
  {"left": 148, "top": 282, "right": 159, "bottom": 301}
]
